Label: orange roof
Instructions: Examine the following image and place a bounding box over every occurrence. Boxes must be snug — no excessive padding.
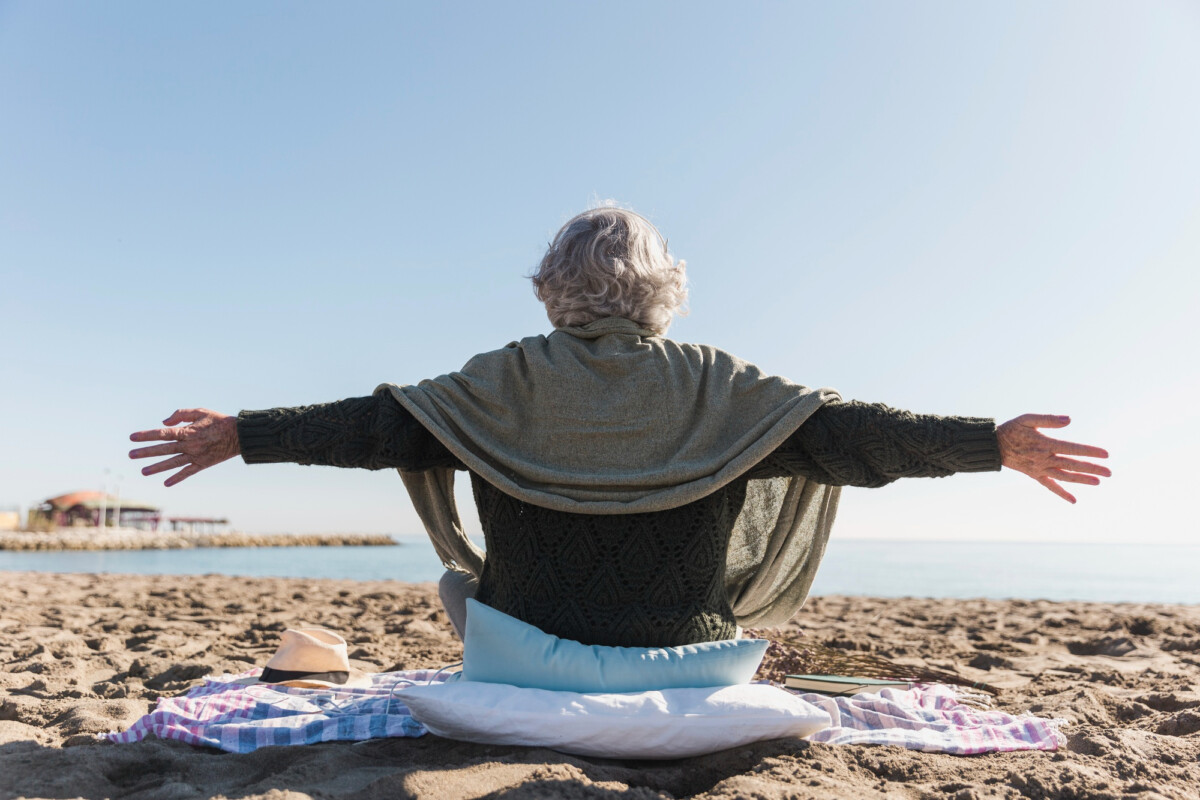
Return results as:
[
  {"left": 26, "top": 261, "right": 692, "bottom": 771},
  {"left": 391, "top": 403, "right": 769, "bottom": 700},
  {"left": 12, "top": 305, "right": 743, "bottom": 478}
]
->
[
  {"left": 45, "top": 491, "right": 103, "bottom": 509},
  {"left": 44, "top": 491, "right": 158, "bottom": 512}
]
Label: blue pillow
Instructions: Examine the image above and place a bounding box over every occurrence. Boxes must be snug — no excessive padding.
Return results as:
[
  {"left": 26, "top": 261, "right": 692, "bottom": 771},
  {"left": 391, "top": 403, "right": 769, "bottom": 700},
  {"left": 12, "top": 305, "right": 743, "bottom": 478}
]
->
[{"left": 461, "top": 598, "right": 768, "bottom": 693}]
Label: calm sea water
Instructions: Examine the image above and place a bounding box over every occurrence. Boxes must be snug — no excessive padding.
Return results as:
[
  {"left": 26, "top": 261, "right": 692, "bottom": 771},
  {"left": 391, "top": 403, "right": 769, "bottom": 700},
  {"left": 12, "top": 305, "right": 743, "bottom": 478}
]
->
[{"left": 1, "top": 538, "right": 1196, "bottom": 604}]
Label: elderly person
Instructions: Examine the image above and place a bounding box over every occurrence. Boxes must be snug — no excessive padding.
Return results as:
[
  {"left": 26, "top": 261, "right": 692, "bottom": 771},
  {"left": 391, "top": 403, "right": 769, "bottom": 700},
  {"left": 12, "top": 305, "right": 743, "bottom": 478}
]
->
[{"left": 129, "top": 207, "right": 1109, "bottom": 647}]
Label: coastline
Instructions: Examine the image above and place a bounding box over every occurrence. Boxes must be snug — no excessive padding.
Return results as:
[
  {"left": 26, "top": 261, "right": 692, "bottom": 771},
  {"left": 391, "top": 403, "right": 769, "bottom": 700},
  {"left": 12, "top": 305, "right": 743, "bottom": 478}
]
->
[
  {"left": 1, "top": 572, "right": 1198, "bottom": 799},
  {"left": 0, "top": 529, "right": 397, "bottom": 551}
]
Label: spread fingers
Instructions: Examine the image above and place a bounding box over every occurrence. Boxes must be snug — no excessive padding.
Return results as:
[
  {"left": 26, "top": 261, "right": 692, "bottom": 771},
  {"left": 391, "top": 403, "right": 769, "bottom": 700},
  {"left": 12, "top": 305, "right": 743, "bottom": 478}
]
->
[
  {"left": 1052, "top": 456, "right": 1111, "bottom": 477},
  {"left": 1047, "top": 468, "right": 1101, "bottom": 486},
  {"left": 1037, "top": 476, "right": 1077, "bottom": 503},
  {"left": 164, "top": 463, "right": 202, "bottom": 487},
  {"left": 1018, "top": 414, "right": 1070, "bottom": 428},
  {"left": 141, "top": 454, "right": 190, "bottom": 476},
  {"left": 129, "top": 443, "right": 183, "bottom": 460},
  {"left": 1048, "top": 439, "right": 1109, "bottom": 459},
  {"left": 130, "top": 427, "right": 182, "bottom": 443}
]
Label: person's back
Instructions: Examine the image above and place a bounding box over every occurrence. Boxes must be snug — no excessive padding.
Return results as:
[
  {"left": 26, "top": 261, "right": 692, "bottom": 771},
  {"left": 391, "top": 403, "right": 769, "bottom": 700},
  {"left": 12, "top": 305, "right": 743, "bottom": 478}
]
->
[
  {"left": 128, "top": 204, "right": 1110, "bottom": 647},
  {"left": 471, "top": 473, "right": 743, "bottom": 647}
]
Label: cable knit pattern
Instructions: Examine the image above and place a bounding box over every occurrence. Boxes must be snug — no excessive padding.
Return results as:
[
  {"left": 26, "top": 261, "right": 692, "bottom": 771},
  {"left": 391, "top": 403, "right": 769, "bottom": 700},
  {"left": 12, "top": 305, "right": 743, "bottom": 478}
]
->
[
  {"left": 237, "top": 395, "right": 1000, "bottom": 645},
  {"left": 746, "top": 402, "right": 999, "bottom": 487},
  {"left": 470, "top": 474, "right": 745, "bottom": 646},
  {"left": 238, "top": 397, "right": 461, "bottom": 472}
]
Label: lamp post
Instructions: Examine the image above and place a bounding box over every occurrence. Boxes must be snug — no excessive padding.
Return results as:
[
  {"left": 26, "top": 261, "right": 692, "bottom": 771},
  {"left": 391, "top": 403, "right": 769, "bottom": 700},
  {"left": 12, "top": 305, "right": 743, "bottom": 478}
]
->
[
  {"left": 99, "top": 469, "right": 110, "bottom": 529},
  {"left": 112, "top": 474, "right": 122, "bottom": 531}
]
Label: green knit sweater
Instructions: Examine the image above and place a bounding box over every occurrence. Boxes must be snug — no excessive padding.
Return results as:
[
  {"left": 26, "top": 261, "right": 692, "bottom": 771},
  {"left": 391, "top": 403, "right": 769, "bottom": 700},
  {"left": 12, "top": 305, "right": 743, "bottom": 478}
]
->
[{"left": 239, "top": 396, "right": 999, "bottom": 646}]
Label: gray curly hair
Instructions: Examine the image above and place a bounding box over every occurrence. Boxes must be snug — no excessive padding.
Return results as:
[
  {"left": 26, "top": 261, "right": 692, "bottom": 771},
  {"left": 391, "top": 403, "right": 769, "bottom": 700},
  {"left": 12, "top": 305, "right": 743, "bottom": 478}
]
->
[{"left": 531, "top": 205, "right": 688, "bottom": 335}]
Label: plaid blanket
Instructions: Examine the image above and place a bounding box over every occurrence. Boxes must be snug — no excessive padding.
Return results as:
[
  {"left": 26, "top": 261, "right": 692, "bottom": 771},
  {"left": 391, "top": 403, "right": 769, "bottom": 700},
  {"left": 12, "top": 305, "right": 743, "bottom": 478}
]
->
[
  {"left": 802, "top": 684, "right": 1066, "bottom": 754},
  {"left": 109, "top": 671, "right": 1063, "bottom": 756},
  {"left": 106, "top": 669, "right": 445, "bottom": 753}
]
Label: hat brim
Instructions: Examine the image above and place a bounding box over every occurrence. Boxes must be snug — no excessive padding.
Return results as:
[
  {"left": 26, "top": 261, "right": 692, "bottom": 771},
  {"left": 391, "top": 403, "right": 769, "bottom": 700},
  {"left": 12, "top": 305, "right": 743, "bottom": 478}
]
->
[{"left": 227, "top": 667, "right": 374, "bottom": 690}]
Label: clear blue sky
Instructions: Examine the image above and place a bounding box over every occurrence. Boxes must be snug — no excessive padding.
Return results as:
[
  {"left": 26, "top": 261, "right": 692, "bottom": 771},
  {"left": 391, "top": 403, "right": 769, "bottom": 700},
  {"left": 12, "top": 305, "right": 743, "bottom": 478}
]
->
[{"left": 2, "top": 2, "right": 1197, "bottom": 544}]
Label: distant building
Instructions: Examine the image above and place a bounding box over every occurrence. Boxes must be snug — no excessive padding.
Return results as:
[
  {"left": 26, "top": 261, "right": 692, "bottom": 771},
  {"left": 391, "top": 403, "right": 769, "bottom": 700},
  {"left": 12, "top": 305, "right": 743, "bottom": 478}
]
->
[
  {"left": 28, "top": 491, "right": 161, "bottom": 531},
  {"left": 0, "top": 507, "right": 19, "bottom": 532},
  {"left": 167, "top": 516, "right": 230, "bottom": 534}
]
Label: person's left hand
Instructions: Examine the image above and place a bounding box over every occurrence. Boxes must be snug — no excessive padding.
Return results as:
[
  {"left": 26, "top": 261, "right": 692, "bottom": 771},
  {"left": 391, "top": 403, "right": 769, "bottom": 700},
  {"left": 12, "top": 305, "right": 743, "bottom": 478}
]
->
[{"left": 129, "top": 408, "right": 240, "bottom": 486}]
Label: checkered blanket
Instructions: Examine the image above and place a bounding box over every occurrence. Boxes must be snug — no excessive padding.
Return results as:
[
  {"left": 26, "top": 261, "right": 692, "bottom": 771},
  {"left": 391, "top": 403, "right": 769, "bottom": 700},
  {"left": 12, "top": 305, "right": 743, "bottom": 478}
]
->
[
  {"left": 802, "top": 683, "right": 1066, "bottom": 754},
  {"left": 106, "top": 669, "right": 445, "bottom": 753},
  {"left": 108, "top": 671, "right": 1063, "bottom": 756}
]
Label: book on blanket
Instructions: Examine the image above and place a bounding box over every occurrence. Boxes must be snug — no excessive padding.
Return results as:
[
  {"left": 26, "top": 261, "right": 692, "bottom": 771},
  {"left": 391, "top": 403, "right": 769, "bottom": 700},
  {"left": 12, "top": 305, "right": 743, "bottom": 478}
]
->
[{"left": 784, "top": 674, "right": 914, "bottom": 695}]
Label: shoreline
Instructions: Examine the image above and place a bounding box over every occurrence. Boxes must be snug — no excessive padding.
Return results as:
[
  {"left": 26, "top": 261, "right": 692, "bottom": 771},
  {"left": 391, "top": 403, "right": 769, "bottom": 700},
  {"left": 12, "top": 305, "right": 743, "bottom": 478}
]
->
[
  {"left": 1, "top": 572, "right": 1198, "bottom": 799},
  {"left": 0, "top": 529, "right": 397, "bottom": 551},
  {"left": 6, "top": 540, "right": 1199, "bottom": 608}
]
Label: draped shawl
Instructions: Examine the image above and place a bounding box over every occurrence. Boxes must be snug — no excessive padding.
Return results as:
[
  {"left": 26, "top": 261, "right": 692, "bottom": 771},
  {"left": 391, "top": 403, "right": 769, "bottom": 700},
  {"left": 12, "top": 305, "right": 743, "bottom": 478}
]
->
[{"left": 376, "top": 317, "right": 843, "bottom": 627}]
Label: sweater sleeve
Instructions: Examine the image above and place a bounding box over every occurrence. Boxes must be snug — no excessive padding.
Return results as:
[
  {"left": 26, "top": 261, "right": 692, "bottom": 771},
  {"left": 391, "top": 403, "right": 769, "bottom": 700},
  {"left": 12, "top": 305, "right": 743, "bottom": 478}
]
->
[
  {"left": 236, "top": 395, "right": 461, "bottom": 471},
  {"left": 746, "top": 400, "right": 1002, "bottom": 487}
]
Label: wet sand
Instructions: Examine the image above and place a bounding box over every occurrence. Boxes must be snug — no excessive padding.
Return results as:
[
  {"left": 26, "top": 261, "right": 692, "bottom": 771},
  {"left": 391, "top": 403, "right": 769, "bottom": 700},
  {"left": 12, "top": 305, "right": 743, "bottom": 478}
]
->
[{"left": 1, "top": 572, "right": 1198, "bottom": 799}]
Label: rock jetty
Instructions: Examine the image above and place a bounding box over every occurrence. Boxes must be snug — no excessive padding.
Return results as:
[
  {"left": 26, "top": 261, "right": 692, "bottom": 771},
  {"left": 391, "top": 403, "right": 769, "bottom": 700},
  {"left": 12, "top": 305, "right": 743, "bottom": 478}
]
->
[{"left": 0, "top": 529, "right": 397, "bottom": 551}]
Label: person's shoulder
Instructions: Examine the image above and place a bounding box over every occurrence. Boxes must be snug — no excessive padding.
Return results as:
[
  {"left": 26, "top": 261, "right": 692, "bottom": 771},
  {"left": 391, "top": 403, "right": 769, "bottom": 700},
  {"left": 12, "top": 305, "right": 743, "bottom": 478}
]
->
[
  {"left": 655, "top": 335, "right": 755, "bottom": 370},
  {"left": 509, "top": 332, "right": 552, "bottom": 349},
  {"left": 458, "top": 332, "right": 550, "bottom": 371},
  {"left": 658, "top": 336, "right": 831, "bottom": 395}
]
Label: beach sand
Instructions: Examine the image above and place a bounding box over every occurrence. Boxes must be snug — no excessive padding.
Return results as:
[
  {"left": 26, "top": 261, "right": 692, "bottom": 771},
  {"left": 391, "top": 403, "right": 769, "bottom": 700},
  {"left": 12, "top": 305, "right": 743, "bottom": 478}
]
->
[{"left": 1, "top": 572, "right": 1197, "bottom": 800}]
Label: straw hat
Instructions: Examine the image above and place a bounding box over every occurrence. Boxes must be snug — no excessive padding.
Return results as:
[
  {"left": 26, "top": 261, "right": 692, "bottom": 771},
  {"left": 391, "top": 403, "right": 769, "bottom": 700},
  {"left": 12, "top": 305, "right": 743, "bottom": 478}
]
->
[{"left": 237, "top": 628, "right": 373, "bottom": 689}]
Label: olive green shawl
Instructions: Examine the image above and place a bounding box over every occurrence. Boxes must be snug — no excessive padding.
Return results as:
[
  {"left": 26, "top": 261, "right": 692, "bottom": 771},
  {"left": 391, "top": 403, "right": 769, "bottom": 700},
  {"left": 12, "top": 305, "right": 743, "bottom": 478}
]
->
[{"left": 377, "top": 317, "right": 842, "bottom": 627}]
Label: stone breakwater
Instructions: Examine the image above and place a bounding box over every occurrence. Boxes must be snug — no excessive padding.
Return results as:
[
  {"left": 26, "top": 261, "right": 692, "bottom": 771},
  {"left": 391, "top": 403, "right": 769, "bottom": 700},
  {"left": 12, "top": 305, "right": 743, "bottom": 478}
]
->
[{"left": 0, "top": 529, "right": 397, "bottom": 551}]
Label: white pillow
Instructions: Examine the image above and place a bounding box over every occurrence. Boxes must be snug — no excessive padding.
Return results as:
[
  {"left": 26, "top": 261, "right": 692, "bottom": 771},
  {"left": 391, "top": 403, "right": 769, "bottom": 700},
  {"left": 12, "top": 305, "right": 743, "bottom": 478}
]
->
[{"left": 399, "top": 680, "right": 831, "bottom": 759}]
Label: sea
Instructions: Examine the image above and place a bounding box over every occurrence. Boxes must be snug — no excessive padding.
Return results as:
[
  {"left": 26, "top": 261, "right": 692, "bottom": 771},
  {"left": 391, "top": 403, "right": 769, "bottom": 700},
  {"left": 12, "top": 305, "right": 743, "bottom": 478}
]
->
[{"left": 1, "top": 537, "right": 1197, "bottom": 604}]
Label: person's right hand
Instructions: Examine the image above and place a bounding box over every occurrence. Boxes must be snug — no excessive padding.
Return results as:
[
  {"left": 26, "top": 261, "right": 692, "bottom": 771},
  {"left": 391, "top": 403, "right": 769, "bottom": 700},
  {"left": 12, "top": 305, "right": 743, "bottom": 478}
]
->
[
  {"left": 129, "top": 409, "right": 240, "bottom": 487},
  {"left": 996, "top": 414, "right": 1110, "bottom": 503}
]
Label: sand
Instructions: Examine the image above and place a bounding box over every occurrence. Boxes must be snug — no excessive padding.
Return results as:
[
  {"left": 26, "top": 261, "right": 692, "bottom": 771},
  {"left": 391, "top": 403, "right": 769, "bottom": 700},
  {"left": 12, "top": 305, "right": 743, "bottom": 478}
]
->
[{"left": 1, "top": 572, "right": 1198, "bottom": 800}]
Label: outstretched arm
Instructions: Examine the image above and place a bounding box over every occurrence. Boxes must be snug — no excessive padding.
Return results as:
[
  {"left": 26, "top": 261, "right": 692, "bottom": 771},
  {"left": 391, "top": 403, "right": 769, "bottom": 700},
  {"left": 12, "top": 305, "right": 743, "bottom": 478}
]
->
[
  {"left": 749, "top": 402, "right": 1109, "bottom": 503},
  {"left": 748, "top": 401, "right": 1002, "bottom": 487},
  {"left": 129, "top": 396, "right": 459, "bottom": 486},
  {"left": 996, "top": 414, "right": 1109, "bottom": 503},
  {"left": 129, "top": 409, "right": 240, "bottom": 487}
]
